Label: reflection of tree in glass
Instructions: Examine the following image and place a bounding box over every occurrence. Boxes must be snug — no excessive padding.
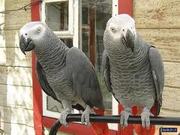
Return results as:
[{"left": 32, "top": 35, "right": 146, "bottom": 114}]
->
[
  {"left": 82, "top": 0, "right": 112, "bottom": 13},
  {"left": 46, "top": 2, "right": 68, "bottom": 31},
  {"left": 95, "top": 0, "right": 112, "bottom": 114},
  {"left": 61, "top": 38, "right": 73, "bottom": 48},
  {"left": 82, "top": 32, "right": 89, "bottom": 57},
  {"left": 81, "top": 0, "right": 113, "bottom": 114}
]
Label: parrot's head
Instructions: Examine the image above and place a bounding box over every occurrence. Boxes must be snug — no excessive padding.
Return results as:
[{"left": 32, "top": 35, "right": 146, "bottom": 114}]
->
[
  {"left": 19, "top": 21, "right": 49, "bottom": 55},
  {"left": 104, "top": 14, "right": 136, "bottom": 52}
]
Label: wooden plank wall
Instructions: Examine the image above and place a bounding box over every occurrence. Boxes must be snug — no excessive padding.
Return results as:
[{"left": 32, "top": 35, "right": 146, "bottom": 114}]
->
[
  {"left": 134, "top": 0, "right": 180, "bottom": 116},
  {"left": 0, "top": 0, "right": 34, "bottom": 134}
]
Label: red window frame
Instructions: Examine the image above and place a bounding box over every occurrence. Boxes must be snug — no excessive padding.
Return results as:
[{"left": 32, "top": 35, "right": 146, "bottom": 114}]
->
[{"left": 31, "top": 0, "right": 132, "bottom": 134}]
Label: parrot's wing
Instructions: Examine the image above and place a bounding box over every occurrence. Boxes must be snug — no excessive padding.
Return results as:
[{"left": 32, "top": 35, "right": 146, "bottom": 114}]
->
[
  {"left": 65, "top": 47, "right": 104, "bottom": 109},
  {"left": 37, "top": 60, "right": 85, "bottom": 111},
  {"left": 149, "top": 47, "right": 164, "bottom": 115},
  {"left": 36, "top": 61, "right": 61, "bottom": 102},
  {"left": 102, "top": 50, "right": 113, "bottom": 93},
  {"left": 36, "top": 61, "right": 60, "bottom": 101}
]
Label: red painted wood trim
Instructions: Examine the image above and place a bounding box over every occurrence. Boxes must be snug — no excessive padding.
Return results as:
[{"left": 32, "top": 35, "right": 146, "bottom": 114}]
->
[
  {"left": 118, "top": 0, "right": 133, "bottom": 16},
  {"left": 31, "top": 1, "right": 43, "bottom": 135}
]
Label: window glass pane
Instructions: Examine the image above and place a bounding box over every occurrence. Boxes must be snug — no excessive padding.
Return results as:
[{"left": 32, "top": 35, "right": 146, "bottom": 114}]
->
[
  {"left": 45, "top": 1, "right": 68, "bottom": 31},
  {"left": 81, "top": 3, "right": 89, "bottom": 56},
  {"left": 61, "top": 38, "right": 73, "bottom": 48},
  {"left": 81, "top": 0, "right": 112, "bottom": 114},
  {"left": 47, "top": 96, "right": 63, "bottom": 113},
  {"left": 82, "top": 27, "right": 89, "bottom": 56}
]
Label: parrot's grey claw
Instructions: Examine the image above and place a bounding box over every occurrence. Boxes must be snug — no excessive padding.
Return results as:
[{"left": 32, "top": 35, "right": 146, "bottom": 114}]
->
[
  {"left": 81, "top": 105, "right": 91, "bottom": 125},
  {"left": 120, "top": 108, "right": 131, "bottom": 127},
  {"left": 141, "top": 107, "right": 152, "bottom": 129},
  {"left": 81, "top": 112, "right": 90, "bottom": 125},
  {"left": 59, "top": 110, "right": 71, "bottom": 126}
]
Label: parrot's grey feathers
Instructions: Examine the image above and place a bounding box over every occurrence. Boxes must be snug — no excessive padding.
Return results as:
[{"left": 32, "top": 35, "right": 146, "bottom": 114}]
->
[
  {"left": 149, "top": 47, "right": 164, "bottom": 115},
  {"left": 65, "top": 47, "right": 104, "bottom": 109},
  {"left": 102, "top": 50, "right": 113, "bottom": 93},
  {"left": 36, "top": 61, "right": 60, "bottom": 101},
  {"left": 36, "top": 60, "right": 85, "bottom": 111},
  {"left": 19, "top": 21, "right": 105, "bottom": 126},
  {"left": 103, "top": 14, "right": 164, "bottom": 127}
]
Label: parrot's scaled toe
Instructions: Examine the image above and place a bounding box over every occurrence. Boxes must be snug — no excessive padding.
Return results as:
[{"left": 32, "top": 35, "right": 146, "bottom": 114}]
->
[
  {"left": 120, "top": 108, "right": 131, "bottom": 127},
  {"left": 141, "top": 107, "right": 153, "bottom": 129},
  {"left": 59, "top": 109, "right": 71, "bottom": 126},
  {"left": 81, "top": 106, "right": 91, "bottom": 125}
]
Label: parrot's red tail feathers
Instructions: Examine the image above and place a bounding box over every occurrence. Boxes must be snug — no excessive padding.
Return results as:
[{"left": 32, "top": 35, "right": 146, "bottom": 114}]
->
[{"left": 151, "top": 101, "right": 159, "bottom": 116}]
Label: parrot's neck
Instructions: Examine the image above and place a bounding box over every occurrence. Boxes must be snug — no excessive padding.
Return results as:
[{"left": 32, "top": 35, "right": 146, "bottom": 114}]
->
[{"left": 35, "top": 37, "right": 69, "bottom": 72}]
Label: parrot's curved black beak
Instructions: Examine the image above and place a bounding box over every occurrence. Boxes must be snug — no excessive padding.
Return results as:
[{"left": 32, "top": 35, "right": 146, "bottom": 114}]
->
[
  {"left": 19, "top": 35, "right": 35, "bottom": 55},
  {"left": 124, "top": 29, "right": 135, "bottom": 52}
]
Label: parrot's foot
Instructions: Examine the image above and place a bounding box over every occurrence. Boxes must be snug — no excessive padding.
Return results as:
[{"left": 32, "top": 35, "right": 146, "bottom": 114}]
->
[
  {"left": 120, "top": 107, "right": 131, "bottom": 127},
  {"left": 141, "top": 107, "right": 153, "bottom": 128},
  {"left": 59, "top": 109, "right": 71, "bottom": 126},
  {"left": 81, "top": 105, "right": 91, "bottom": 125}
]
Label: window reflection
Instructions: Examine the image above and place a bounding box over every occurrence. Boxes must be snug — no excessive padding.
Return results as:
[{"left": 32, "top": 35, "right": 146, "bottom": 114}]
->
[
  {"left": 44, "top": 0, "right": 113, "bottom": 115},
  {"left": 45, "top": 1, "right": 68, "bottom": 31},
  {"left": 61, "top": 38, "right": 73, "bottom": 48},
  {"left": 47, "top": 96, "right": 63, "bottom": 113},
  {"left": 81, "top": 0, "right": 112, "bottom": 114}
]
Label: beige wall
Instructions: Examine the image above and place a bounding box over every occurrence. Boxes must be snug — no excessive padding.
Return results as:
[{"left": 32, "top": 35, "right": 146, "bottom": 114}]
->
[
  {"left": 134, "top": 0, "right": 180, "bottom": 134},
  {"left": 0, "top": 0, "right": 34, "bottom": 135}
]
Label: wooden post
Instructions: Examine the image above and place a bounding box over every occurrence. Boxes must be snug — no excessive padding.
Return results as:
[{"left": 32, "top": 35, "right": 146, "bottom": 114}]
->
[
  {"left": 118, "top": 0, "right": 133, "bottom": 16},
  {"left": 31, "top": 0, "right": 43, "bottom": 135},
  {"left": 88, "top": 5, "right": 96, "bottom": 66}
]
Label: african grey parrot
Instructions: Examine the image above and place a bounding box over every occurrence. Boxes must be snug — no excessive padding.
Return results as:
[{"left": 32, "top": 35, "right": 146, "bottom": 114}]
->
[
  {"left": 19, "top": 22, "right": 104, "bottom": 126},
  {"left": 102, "top": 14, "right": 164, "bottom": 128}
]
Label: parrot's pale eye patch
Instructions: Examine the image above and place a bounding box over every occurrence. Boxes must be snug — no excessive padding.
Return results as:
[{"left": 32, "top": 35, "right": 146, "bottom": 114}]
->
[
  {"left": 36, "top": 27, "right": 41, "bottom": 33},
  {"left": 110, "top": 27, "right": 116, "bottom": 33}
]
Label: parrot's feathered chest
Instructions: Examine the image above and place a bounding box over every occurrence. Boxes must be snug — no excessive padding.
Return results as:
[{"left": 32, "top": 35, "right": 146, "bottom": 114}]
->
[
  {"left": 36, "top": 43, "right": 79, "bottom": 102},
  {"left": 107, "top": 44, "right": 155, "bottom": 106}
]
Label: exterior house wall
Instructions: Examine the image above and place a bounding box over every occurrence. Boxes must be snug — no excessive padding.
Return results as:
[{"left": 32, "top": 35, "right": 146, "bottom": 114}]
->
[{"left": 0, "top": 0, "right": 34, "bottom": 135}]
